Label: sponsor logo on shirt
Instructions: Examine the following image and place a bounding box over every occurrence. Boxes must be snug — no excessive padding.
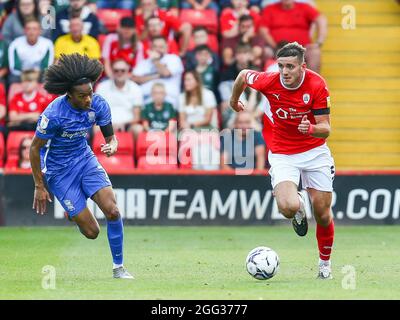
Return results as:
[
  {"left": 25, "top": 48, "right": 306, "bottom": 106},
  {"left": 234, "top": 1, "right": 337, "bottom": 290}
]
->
[{"left": 61, "top": 130, "right": 88, "bottom": 139}]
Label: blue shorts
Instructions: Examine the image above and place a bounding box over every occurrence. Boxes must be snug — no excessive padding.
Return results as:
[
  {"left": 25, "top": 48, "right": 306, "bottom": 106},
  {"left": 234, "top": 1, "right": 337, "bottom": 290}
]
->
[{"left": 46, "top": 156, "right": 112, "bottom": 218}]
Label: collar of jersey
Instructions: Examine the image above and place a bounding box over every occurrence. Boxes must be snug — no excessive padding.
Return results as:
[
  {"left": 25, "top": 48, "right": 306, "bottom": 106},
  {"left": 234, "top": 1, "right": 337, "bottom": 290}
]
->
[{"left": 279, "top": 70, "right": 306, "bottom": 90}]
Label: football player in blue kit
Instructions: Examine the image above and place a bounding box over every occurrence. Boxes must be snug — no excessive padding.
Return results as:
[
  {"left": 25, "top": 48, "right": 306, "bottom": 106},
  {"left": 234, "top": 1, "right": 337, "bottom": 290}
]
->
[{"left": 30, "top": 53, "right": 133, "bottom": 279}]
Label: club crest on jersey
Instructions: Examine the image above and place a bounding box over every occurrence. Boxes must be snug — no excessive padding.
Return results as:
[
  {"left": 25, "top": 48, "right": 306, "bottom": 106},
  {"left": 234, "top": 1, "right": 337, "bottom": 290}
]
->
[
  {"left": 88, "top": 111, "right": 96, "bottom": 123},
  {"left": 303, "top": 94, "right": 310, "bottom": 104},
  {"left": 39, "top": 115, "right": 49, "bottom": 130}
]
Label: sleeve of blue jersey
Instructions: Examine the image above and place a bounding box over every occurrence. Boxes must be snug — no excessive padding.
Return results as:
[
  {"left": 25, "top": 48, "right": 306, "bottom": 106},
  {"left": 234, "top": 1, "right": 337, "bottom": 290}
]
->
[
  {"left": 35, "top": 112, "right": 59, "bottom": 140},
  {"left": 95, "top": 94, "right": 112, "bottom": 127}
]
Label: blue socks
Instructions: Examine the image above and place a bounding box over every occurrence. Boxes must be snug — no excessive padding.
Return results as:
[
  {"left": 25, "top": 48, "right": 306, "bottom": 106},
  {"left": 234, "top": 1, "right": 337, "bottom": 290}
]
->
[{"left": 107, "top": 217, "right": 124, "bottom": 265}]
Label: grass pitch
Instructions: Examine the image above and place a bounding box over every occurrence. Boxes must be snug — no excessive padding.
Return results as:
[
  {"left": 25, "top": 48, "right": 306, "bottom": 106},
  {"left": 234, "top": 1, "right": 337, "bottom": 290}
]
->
[{"left": 0, "top": 225, "right": 399, "bottom": 300}]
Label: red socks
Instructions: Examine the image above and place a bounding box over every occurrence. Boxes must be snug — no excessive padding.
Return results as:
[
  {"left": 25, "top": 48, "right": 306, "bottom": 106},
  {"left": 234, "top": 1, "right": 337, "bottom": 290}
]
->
[{"left": 316, "top": 220, "right": 335, "bottom": 261}]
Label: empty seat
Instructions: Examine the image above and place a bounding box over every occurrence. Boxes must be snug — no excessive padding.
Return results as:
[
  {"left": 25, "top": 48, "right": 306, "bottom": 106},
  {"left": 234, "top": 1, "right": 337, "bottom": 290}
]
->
[
  {"left": 92, "top": 130, "right": 134, "bottom": 156},
  {"left": 178, "top": 130, "right": 220, "bottom": 170},
  {"left": 180, "top": 9, "right": 218, "bottom": 34},
  {"left": 97, "top": 154, "right": 135, "bottom": 172},
  {"left": 136, "top": 131, "right": 178, "bottom": 169},
  {"left": 96, "top": 9, "right": 133, "bottom": 33},
  {"left": 5, "top": 131, "right": 35, "bottom": 169}
]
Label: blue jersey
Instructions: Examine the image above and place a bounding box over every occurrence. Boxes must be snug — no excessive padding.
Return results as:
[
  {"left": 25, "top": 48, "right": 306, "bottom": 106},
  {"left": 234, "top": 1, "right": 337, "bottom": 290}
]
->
[{"left": 35, "top": 94, "right": 111, "bottom": 176}]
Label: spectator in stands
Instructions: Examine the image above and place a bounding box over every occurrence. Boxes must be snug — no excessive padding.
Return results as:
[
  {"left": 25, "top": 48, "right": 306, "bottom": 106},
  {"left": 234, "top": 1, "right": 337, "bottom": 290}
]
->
[
  {"left": 7, "top": 69, "right": 49, "bottom": 131},
  {"left": 189, "top": 45, "right": 219, "bottom": 99},
  {"left": 54, "top": 16, "right": 101, "bottom": 60},
  {"left": 53, "top": 0, "right": 100, "bottom": 41},
  {"left": 95, "top": 58, "right": 144, "bottom": 135},
  {"left": 135, "top": 0, "right": 192, "bottom": 56},
  {"left": 185, "top": 26, "right": 220, "bottom": 71},
  {"left": 137, "top": 15, "right": 179, "bottom": 60},
  {"left": 178, "top": 70, "right": 218, "bottom": 130},
  {"left": 180, "top": 0, "right": 219, "bottom": 13},
  {"left": 220, "top": 111, "right": 265, "bottom": 171},
  {"left": 18, "top": 136, "right": 33, "bottom": 169},
  {"left": 0, "top": 0, "right": 15, "bottom": 28},
  {"left": 136, "top": 0, "right": 179, "bottom": 16},
  {"left": 103, "top": 17, "right": 138, "bottom": 79},
  {"left": 0, "top": 37, "right": 8, "bottom": 82},
  {"left": 0, "top": 82, "right": 6, "bottom": 133},
  {"left": 2, "top": 0, "right": 52, "bottom": 44},
  {"left": 259, "top": 0, "right": 327, "bottom": 72},
  {"left": 8, "top": 18, "right": 54, "bottom": 83},
  {"left": 53, "top": 0, "right": 97, "bottom": 13},
  {"left": 219, "top": 0, "right": 261, "bottom": 66},
  {"left": 142, "top": 82, "right": 177, "bottom": 132},
  {"left": 132, "top": 36, "right": 184, "bottom": 106},
  {"left": 222, "top": 14, "right": 266, "bottom": 68},
  {"left": 219, "top": 43, "right": 254, "bottom": 128},
  {"left": 97, "top": 0, "right": 136, "bottom": 9}
]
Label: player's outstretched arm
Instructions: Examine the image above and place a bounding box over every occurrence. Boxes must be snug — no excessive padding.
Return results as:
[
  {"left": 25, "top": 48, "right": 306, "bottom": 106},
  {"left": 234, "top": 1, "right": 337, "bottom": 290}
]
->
[
  {"left": 229, "top": 69, "right": 250, "bottom": 112},
  {"left": 30, "top": 135, "right": 52, "bottom": 215}
]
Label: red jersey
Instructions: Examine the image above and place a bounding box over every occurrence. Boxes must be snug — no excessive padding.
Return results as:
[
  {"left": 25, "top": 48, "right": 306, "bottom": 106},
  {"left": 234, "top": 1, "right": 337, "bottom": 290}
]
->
[
  {"left": 261, "top": 3, "right": 319, "bottom": 46},
  {"left": 135, "top": 9, "right": 181, "bottom": 38},
  {"left": 9, "top": 91, "right": 49, "bottom": 115},
  {"left": 109, "top": 40, "right": 137, "bottom": 68},
  {"left": 220, "top": 8, "right": 261, "bottom": 34},
  {"left": 245, "top": 69, "right": 331, "bottom": 155}
]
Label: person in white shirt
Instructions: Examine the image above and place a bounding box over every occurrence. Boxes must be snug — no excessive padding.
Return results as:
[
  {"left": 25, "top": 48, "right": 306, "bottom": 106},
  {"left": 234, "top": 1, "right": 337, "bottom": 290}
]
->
[
  {"left": 132, "top": 36, "right": 184, "bottom": 107},
  {"left": 96, "top": 58, "right": 144, "bottom": 136},
  {"left": 8, "top": 18, "right": 54, "bottom": 83},
  {"left": 178, "top": 70, "right": 218, "bottom": 130}
]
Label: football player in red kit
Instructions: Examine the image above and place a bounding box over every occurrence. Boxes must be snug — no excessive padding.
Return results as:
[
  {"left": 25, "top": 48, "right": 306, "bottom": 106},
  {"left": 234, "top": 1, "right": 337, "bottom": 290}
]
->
[{"left": 230, "top": 42, "right": 335, "bottom": 279}]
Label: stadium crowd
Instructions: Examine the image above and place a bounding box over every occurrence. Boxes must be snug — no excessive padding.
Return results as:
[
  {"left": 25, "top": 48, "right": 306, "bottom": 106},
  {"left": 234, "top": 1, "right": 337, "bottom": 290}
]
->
[{"left": 0, "top": 0, "right": 327, "bottom": 172}]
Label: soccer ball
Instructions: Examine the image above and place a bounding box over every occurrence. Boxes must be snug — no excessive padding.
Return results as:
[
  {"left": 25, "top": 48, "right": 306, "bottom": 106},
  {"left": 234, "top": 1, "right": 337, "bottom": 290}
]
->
[{"left": 245, "top": 246, "right": 280, "bottom": 280}]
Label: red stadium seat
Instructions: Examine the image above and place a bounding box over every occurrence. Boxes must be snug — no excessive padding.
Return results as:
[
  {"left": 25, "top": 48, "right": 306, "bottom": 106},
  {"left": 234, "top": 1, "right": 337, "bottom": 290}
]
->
[
  {"left": 136, "top": 131, "right": 178, "bottom": 169},
  {"left": 5, "top": 131, "right": 35, "bottom": 169},
  {"left": 178, "top": 130, "right": 220, "bottom": 169},
  {"left": 137, "top": 155, "right": 178, "bottom": 170},
  {"left": 97, "top": 154, "right": 135, "bottom": 171},
  {"left": 96, "top": 9, "right": 133, "bottom": 33},
  {"left": 92, "top": 130, "right": 135, "bottom": 156},
  {"left": 0, "top": 132, "right": 4, "bottom": 167},
  {"left": 183, "top": 33, "right": 219, "bottom": 53},
  {"left": 180, "top": 9, "right": 218, "bottom": 34}
]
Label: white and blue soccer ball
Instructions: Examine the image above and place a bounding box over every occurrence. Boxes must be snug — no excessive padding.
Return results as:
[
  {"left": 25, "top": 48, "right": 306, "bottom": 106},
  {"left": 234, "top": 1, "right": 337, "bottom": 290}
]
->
[{"left": 245, "top": 246, "right": 280, "bottom": 280}]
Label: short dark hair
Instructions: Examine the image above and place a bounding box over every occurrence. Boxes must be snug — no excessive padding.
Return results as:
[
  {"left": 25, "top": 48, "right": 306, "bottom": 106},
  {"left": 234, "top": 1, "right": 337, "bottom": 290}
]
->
[
  {"left": 194, "top": 44, "right": 212, "bottom": 54},
  {"left": 120, "top": 16, "right": 135, "bottom": 28},
  {"left": 235, "top": 42, "right": 252, "bottom": 53},
  {"left": 151, "top": 35, "right": 167, "bottom": 43},
  {"left": 44, "top": 53, "right": 103, "bottom": 95},
  {"left": 239, "top": 14, "right": 253, "bottom": 24},
  {"left": 276, "top": 42, "right": 306, "bottom": 63}
]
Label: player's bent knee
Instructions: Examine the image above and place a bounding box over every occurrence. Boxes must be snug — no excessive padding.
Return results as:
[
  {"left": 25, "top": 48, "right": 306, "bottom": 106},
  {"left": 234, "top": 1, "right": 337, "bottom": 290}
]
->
[
  {"left": 277, "top": 199, "right": 298, "bottom": 218},
  {"left": 105, "top": 207, "right": 120, "bottom": 221},
  {"left": 84, "top": 227, "right": 100, "bottom": 240}
]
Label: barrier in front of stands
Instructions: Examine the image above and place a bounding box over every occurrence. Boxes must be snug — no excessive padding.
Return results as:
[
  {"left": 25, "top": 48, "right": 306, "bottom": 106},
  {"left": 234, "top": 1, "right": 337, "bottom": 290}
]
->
[{"left": 1, "top": 170, "right": 399, "bottom": 226}]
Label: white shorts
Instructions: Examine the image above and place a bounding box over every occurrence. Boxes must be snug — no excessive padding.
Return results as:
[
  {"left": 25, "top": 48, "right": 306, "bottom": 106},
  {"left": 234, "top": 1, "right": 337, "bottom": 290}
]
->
[{"left": 268, "top": 143, "right": 335, "bottom": 192}]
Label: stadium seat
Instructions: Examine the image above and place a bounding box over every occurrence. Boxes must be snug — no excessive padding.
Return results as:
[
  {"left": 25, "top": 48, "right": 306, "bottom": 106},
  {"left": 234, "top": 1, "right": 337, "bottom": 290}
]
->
[
  {"left": 179, "top": 9, "right": 218, "bottom": 34},
  {"left": 96, "top": 9, "right": 133, "bottom": 33},
  {"left": 183, "top": 33, "right": 219, "bottom": 53},
  {"left": 92, "top": 130, "right": 135, "bottom": 156},
  {"left": 136, "top": 131, "right": 178, "bottom": 169},
  {"left": 97, "top": 154, "right": 135, "bottom": 171},
  {"left": 178, "top": 130, "right": 220, "bottom": 170},
  {"left": 92, "top": 131, "right": 135, "bottom": 170},
  {"left": 5, "top": 131, "right": 35, "bottom": 169},
  {"left": 0, "top": 132, "right": 4, "bottom": 167}
]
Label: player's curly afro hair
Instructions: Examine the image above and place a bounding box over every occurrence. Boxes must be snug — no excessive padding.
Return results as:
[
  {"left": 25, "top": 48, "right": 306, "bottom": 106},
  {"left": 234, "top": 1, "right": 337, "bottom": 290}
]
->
[{"left": 44, "top": 53, "right": 104, "bottom": 95}]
